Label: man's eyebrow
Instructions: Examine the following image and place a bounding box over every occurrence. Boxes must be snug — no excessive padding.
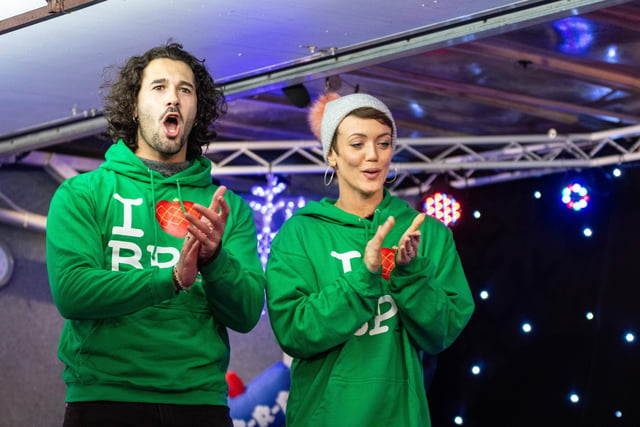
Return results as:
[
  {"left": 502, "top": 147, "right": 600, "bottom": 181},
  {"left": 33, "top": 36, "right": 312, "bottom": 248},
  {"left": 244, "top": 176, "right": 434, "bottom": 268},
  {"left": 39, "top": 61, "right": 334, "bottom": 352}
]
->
[
  {"left": 149, "top": 78, "right": 168, "bottom": 86},
  {"left": 147, "top": 78, "right": 195, "bottom": 89},
  {"left": 178, "top": 80, "right": 195, "bottom": 89}
]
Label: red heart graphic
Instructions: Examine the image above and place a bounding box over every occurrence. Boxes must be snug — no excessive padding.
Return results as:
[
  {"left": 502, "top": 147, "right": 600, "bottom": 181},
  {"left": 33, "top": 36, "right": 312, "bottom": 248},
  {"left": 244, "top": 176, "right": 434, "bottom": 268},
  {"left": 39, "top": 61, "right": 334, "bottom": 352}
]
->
[
  {"left": 155, "top": 199, "right": 202, "bottom": 238},
  {"left": 381, "top": 247, "right": 397, "bottom": 280}
]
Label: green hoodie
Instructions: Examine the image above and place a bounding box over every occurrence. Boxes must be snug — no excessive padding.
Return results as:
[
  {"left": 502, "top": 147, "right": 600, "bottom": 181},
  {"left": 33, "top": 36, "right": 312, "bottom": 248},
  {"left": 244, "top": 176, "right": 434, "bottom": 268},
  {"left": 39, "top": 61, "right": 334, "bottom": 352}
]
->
[
  {"left": 266, "top": 190, "right": 474, "bottom": 426},
  {"left": 46, "top": 140, "right": 265, "bottom": 405}
]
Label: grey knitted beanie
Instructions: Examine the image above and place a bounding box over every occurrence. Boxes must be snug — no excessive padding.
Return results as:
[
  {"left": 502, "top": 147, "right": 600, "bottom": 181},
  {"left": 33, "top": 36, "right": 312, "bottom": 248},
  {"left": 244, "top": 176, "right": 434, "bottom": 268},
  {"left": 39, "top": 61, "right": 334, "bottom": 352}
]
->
[{"left": 318, "top": 93, "right": 396, "bottom": 163}]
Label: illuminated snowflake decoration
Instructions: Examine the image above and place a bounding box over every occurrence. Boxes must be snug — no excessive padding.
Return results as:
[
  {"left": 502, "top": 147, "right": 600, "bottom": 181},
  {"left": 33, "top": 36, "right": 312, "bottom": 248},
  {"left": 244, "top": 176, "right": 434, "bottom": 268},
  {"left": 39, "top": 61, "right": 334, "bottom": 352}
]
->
[{"left": 249, "top": 175, "right": 306, "bottom": 268}]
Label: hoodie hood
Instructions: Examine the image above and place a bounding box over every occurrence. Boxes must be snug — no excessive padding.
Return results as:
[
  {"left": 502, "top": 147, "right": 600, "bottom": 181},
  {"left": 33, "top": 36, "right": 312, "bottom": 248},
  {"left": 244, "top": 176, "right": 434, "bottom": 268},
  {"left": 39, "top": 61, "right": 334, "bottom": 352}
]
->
[
  {"left": 294, "top": 189, "right": 396, "bottom": 227},
  {"left": 100, "top": 140, "right": 213, "bottom": 188}
]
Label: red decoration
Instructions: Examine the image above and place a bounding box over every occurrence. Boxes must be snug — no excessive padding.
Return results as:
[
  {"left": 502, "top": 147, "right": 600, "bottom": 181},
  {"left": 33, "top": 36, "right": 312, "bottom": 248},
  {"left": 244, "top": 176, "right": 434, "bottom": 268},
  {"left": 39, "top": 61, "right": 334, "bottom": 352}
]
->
[
  {"left": 155, "top": 199, "right": 201, "bottom": 238},
  {"left": 381, "top": 247, "right": 397, "bottom": 280},
  {"left": 226, "top": 371, "right": 246, "bottom": 398}
]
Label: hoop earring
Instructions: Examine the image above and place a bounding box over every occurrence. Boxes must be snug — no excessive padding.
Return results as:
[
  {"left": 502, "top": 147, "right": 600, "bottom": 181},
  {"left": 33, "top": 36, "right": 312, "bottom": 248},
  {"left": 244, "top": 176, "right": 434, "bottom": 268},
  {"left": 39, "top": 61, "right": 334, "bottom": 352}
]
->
[
  {"left": 385, "top": 166, "right": 398, "bottom": 184},
  {"left": 324, "top": 167, "right": 335, "bottom": 186}
]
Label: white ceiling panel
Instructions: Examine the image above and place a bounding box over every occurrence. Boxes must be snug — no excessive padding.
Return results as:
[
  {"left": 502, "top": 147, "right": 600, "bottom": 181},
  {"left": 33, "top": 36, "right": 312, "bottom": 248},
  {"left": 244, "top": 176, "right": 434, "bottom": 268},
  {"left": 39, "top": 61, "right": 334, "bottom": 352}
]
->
[{"left": 0, "top": 0, "right": 617, "bottom": 138}]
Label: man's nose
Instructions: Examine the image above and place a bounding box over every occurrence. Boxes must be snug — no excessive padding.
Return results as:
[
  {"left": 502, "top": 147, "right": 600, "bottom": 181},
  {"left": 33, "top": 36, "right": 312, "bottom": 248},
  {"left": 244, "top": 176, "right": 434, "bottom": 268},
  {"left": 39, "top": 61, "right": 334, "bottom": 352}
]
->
[{"left": 166, "top": 87, "right": 180, "bottom": 106}]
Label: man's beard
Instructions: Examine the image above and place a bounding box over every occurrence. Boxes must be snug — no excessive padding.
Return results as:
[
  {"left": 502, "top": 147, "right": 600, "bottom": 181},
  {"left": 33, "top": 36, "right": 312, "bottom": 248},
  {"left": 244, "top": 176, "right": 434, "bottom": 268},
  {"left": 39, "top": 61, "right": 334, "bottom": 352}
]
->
[
  {"left": 150, "top": 132, "right": 186, "bottom": 156},
  {"left": 138, "top": 125, "right": 187, "bottom": 157}
]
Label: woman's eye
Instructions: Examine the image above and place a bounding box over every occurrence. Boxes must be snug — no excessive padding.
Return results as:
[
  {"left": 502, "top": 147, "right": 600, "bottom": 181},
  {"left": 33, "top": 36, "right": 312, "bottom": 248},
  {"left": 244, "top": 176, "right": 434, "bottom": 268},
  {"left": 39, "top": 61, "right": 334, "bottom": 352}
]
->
[{"left": 378, "top": 141, "right": 392, "bottom": 148}]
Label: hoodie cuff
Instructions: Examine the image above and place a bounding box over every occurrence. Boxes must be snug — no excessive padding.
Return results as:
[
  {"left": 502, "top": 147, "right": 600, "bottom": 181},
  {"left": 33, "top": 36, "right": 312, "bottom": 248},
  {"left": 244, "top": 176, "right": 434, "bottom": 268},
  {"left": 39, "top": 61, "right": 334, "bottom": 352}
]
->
[
  {"left": 389, "top": 256, "right": 434, "bottom": 291},
  {"left": 352, "top": 263, "right": 384, "bottom": 297},
  {"left": 151, "top": 267, "right": 180, "bottom": 302},
  {"left": 198, "top": 246, "right": 231, "bottom": 282}
]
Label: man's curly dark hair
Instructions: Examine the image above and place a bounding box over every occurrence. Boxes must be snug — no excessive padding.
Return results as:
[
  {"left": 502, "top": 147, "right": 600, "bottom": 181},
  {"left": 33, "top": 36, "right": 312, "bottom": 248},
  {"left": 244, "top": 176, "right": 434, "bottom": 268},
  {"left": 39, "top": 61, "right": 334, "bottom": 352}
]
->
[{"left": 102, "top": 42, "right": 227, "bottom": 160}]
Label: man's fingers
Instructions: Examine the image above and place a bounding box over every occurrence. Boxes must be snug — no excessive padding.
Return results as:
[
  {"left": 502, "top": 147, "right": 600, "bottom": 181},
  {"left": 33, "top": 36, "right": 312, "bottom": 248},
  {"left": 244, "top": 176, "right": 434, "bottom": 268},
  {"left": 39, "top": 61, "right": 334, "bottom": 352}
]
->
[
  {"left": 209, "top": 186, "right": 227, "bottom": 211},
  {"left": 218, "top": 195, "right": 230, "bottom": 218}
]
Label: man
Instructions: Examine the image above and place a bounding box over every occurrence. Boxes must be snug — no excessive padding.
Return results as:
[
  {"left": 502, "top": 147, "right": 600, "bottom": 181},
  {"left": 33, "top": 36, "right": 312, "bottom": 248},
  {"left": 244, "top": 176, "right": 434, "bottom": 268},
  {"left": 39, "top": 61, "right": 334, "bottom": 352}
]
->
[{"left": 46, "top": 43, "right": 266, "bottom": 427}]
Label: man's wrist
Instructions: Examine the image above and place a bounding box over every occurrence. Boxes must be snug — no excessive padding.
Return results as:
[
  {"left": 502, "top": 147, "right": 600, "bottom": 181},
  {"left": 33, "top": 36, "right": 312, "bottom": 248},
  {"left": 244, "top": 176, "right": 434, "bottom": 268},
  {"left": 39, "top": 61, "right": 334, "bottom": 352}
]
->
[
  {"left": 198, "top": 245, "right": 221, "bottom": 268},
  {"left": 172, "top": 266, "right": 188, "bottom": 292}
]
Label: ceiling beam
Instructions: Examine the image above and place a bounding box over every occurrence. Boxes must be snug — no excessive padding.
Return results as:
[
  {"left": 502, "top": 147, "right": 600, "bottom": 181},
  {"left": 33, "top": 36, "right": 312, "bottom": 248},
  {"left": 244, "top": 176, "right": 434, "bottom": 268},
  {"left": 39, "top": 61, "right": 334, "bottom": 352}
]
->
[
  {"left": 452, "top": 39, "right": 640, "bottom": 91},
  {"left": 0, "top": 0, "right": 106, "bottom": 35},
  {"left": 220, "top": 0, "right": 632, "bottom": 99},
  {"left": 352, "top": 66, "right": 638, "bottom": 125},
  {"left": 0, "top": 115, "right": 107, "bottom": 158},
  {"left": 352, "top": 67, "right": 579, "bottom": 124},
  {"left": 589, "top": 1, "right": 640, "bottom": 31}
]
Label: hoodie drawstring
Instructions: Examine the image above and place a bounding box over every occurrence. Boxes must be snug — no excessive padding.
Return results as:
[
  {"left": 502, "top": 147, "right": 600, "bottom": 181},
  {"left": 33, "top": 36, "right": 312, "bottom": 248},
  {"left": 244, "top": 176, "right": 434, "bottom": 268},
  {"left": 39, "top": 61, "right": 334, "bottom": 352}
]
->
[
  {"left": 149, "top": 170, "right": 159, "bottom": 261},
  {"left": 360, "top": 208, "right": 382, "bottom": 242},
  {"left": 176, "top": 179, "right": 186, "bottom": 214}
]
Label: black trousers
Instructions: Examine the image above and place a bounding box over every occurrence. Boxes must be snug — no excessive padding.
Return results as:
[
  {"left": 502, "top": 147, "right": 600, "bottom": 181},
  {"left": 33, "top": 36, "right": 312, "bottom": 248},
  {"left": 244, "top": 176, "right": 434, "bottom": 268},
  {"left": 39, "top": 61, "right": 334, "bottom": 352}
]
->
[{"left": 62, "top": 401, "right": 233, "bottom": 427}]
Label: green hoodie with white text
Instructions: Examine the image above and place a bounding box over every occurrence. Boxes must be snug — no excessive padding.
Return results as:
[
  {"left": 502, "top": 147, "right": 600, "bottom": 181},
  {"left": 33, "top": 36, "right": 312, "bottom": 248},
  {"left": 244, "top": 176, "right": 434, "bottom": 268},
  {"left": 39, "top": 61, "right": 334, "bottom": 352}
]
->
[
  {"left": 266, "top": 190, "right": 474, "bottom": 427},
  {"left": 46, "top": 140, "right": 265, "bottom": 405}
]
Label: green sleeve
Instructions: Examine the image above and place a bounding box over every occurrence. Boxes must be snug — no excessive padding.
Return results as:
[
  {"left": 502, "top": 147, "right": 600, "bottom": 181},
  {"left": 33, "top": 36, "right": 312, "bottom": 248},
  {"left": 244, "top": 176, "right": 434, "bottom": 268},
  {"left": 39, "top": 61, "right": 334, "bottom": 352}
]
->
[
  {"left": 388, "top": 224, "right": 475, "bottom": 354},
  {"left": 199, "top": 194, "right": 265, "bottom": 333},
  {"left": 46, "top": 177, "right": 176, "bottom": 320},
  {"left": 266, "top": 220, "right": 382, "bottom": 359}
]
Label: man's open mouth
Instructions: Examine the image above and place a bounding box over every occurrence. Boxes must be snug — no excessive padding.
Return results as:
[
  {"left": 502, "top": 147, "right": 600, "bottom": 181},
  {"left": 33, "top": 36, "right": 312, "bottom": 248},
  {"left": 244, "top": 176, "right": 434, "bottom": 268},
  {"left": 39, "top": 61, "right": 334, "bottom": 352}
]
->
[{"left": 163, "top": 113, "right": 180, "bottom": 137}]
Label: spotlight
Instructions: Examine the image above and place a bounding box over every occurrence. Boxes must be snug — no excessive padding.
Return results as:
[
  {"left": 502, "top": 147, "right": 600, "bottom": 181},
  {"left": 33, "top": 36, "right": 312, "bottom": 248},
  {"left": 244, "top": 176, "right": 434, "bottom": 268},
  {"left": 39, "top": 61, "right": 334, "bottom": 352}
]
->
[
  {"left": 552, "top": 17, "right": 594, "bottom": 54},
  {"left": 282, "top": 84, "right": 310, "bottom": 108},
  {"left": 561, "top": 182, "right": 590, "bottom": 211},
  {"left": 422, "top": 192, "right": 461, "bottom": 226},
  {"left": 409, "top": 101, "right": 425, "bottom": 118},
  {"left": 624, "top": 332, "right": 635, "bottom": 343}
]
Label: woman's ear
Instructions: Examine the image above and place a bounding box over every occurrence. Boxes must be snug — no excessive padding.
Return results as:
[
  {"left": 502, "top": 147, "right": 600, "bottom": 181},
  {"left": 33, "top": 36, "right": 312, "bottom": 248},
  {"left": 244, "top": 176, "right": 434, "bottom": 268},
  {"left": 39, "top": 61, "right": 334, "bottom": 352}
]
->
[{"left": 327, "top": 149, "right": 337, "bottom": 168}]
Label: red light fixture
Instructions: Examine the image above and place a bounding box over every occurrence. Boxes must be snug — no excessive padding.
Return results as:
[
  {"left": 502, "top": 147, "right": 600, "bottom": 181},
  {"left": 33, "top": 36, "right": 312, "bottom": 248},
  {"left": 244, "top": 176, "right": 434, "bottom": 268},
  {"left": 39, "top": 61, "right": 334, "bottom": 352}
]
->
[{"left": 422, "top": 192, "right": 461, "bottom": 226}]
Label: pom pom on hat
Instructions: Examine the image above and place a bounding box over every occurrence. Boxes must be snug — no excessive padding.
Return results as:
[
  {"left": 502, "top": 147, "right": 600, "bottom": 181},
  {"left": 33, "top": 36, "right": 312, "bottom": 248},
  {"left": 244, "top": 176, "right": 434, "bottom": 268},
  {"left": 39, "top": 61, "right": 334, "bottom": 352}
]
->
[
  {"left": 308, "top": 92, "right": 341, "bottom": 142},
  {"left": 307, "top": 92, "right": 397, "bottom": 163}
]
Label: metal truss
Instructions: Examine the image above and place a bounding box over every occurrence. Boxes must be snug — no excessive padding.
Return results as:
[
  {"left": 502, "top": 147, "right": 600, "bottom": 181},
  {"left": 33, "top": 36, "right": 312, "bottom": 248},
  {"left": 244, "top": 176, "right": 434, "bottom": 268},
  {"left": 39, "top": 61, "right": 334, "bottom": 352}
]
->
[
  {"left": 5, "top": 123, "right": 640, "bottom": 188},
  {"left": 202, "top": 123, "right": 640, "bottom": 194},
  {"left": 3, "top": 123, "right": 640, "bottom": 231}
]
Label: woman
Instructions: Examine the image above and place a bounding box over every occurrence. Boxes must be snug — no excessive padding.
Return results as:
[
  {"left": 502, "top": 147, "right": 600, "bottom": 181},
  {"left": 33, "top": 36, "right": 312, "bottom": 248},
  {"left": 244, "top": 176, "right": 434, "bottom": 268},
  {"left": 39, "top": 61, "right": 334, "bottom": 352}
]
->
[{"left": 265, "top": 93, "right": 475, "bottom": 426}]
